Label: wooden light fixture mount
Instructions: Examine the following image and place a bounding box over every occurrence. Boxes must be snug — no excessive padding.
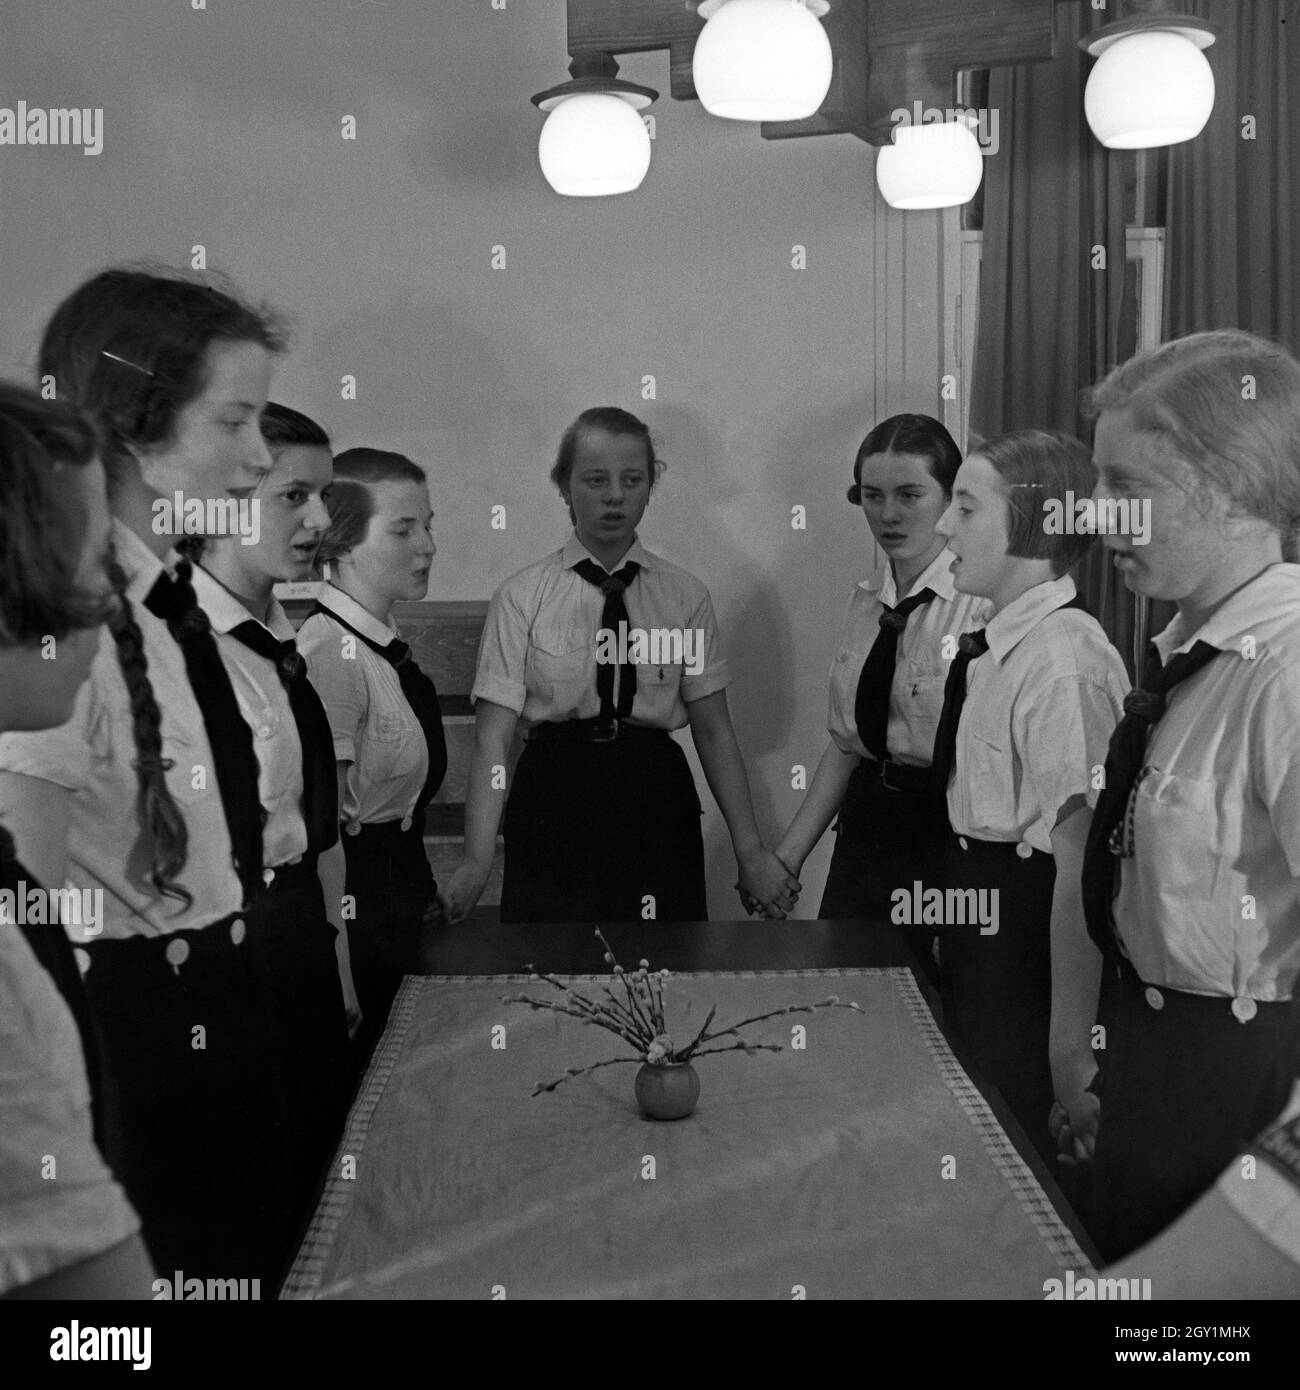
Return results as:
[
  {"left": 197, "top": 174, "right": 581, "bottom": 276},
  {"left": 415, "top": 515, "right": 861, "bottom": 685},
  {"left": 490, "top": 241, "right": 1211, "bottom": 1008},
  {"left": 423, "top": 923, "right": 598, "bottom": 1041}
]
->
[{"left": 562, "top": 0, "right": 1061, "bottom": 146}]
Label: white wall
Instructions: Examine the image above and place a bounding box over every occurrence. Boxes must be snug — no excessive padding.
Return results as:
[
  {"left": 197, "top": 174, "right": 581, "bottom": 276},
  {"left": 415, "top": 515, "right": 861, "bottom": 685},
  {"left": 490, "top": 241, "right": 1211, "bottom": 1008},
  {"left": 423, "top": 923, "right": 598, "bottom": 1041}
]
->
[{"left": 2, "top": 0, "right": 951, "bottom": 916}]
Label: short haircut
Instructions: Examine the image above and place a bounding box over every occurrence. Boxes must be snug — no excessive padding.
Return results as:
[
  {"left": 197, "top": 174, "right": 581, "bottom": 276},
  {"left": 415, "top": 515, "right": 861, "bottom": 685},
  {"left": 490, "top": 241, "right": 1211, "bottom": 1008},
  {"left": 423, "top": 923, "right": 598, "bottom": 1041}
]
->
[
  {"left": 550, "top": 406, "right": 662, "bottom": 500},
  {"left": 0, "top": 380, "right": 110, "bottom": 645},
  {"left": 848, "top": 413, "right": 961, "bottom": 504},
  {"left": 261, "top": 401, "right": 330, "bottom": 454},
  {"left": 974, "top": 429, "right": 1098, "bottom": 576},
  {"left": 316, "top": 447, "right": 427, "bottom": 563},
  {"left": 1085, "top": 328, "right": 1300, "bottom": 560}
]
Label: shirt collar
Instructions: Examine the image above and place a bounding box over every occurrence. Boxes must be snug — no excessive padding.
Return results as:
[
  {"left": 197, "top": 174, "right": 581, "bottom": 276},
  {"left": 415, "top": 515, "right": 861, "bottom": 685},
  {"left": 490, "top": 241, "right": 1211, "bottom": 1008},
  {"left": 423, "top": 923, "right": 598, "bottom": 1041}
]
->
[
  {"left": 315, "top": 582, "right": 398, "bottom": 644},
  {"left": 1152, "top": 563, "right": 1300, "bottom": 662},
  {"left": 983, "top": 574, "right": 1078, "bottom": 663},
  {"left": 111, "top": 519, "right": 183, "bottom": 605},
  {"left": 859, "top": 545, "right": 963, "bottom": 608},
  {"left": 188, "top": 563, "right": 294, "bottom": 640},
  {"left": 562, "top": 532, "right": 653, "bottom": 574}
]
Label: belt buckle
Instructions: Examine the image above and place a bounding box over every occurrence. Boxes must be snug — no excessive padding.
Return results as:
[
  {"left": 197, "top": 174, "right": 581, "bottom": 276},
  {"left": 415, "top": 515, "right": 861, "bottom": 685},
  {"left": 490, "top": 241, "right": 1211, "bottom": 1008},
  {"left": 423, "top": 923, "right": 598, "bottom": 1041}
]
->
[
  {"left": 880, "top": 759, "right": 903, "bottom": 792},
  {"left": 591, "top": 717, "right": 620, "bottom": 742}
]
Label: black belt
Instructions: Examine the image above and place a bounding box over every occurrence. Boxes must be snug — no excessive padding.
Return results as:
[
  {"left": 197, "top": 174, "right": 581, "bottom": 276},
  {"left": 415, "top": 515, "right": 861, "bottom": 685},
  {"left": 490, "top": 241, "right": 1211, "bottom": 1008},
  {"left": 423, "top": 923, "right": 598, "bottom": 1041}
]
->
[
  {"left": 527, "top": 718, "right": 672, "bottom": 745},
  {"left": 868, "top": 757, "right": 933, "bottom": 795},
  {"left": 254, "top": 855, "right": 319, "bottom": 897}
]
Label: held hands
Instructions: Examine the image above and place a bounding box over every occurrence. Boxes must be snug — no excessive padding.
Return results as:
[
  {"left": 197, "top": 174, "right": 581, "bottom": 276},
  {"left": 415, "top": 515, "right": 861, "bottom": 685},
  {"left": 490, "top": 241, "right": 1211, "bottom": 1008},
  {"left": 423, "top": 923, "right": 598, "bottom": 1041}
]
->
[
  {"left": 735, "top": 846, "right": 801, "bottom": 920},
  {"left": 437, "top": 861, "right": 490, "bottom": 925},
  {"left": 1049, "top": 1065, "right": 1101, "bottom": 1167}
]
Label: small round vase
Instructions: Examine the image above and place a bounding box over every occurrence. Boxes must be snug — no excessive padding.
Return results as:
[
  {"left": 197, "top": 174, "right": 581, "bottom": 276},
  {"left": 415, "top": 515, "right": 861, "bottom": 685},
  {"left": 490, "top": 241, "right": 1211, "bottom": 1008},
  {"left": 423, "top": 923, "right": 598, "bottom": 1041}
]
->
[{"left": 634, "top": 1060, "right": 700, "bottom": 1120}]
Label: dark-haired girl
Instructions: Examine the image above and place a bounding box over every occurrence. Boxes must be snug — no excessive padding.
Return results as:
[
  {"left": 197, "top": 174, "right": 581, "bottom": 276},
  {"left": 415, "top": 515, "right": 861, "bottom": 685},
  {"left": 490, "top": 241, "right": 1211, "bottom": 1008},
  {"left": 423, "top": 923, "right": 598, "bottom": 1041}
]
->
[
  {"left": 932, "top": 430, "right": 1128, "bottom": 1162},
  {"left": 0, "top": 381, "right": 154, "bottom": 1297},
  {"left": 188, "top": 402, "right": 352, "bottom": 1233},
  {"left": 440, "top": 407, "right": 797, "bottom": 926},
  {"left": 298, "top": 448, "right": 446, "bottom": 1062},
  {"left": 0, "top": 267, "right": 299, "bottom": 1286},
  {"left": 774, "top": 414, "right": 988, "bottom": 970}
]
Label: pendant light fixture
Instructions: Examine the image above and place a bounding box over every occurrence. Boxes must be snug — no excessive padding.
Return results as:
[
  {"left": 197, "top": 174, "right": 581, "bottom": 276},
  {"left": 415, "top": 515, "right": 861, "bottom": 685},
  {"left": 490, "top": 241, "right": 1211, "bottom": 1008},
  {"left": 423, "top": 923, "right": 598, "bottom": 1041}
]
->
[
  {"left": 692, "top": 0, "right": 834, "bottom": 123},
  {"left": 875, "top": 119, "right": 984, "bottom": 210},
  {"left": 532, "top": 53, "right": 658, "bottom": 197},
  {"left": 1079, "top": 4, "right": 1216, "bottom": 149}
]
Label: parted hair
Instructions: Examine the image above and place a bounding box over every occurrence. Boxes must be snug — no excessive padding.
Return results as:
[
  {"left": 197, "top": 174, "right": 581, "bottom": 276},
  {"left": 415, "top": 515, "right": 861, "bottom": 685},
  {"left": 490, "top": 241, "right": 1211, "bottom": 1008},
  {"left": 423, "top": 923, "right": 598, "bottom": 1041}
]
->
[
  {"left": 0, "top": 382, "right": 110, "bottom": 646},
  {"left": 316, "top": 447, "right": 426, "bottom": 564},
  {"left": 1084, "top": 328, "right": 1300, "bottom": 561},
  {"left": 975, "top": 429, "right": 1098, "bottom": 576},
  {"left": 37, "top": 265, "right": 287, "bottom": 909},
  {"left": 848, "top": 413, "right": 961, "bottom": 504},
  {"left": 550, "top": 407, "right": 662, "bottom": 524}
]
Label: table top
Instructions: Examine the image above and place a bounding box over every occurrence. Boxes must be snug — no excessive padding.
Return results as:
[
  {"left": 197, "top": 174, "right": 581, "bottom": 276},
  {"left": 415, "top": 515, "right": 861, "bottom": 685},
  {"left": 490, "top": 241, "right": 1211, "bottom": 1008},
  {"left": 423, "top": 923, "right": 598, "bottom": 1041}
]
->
[{"left": 285, "top": 922, "right": 1099, "bottom": 1299}]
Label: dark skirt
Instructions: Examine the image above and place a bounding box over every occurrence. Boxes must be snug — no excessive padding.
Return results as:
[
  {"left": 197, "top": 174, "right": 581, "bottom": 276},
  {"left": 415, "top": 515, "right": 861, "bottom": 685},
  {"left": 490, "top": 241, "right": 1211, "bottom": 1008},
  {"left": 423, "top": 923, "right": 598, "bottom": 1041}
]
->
[
  {"left": 934, "top": 831, "right": 1057, "bottom": 1162},
  {"left": 818, "top": 759, "right": 945, "bottom": 982},
  {"left": 342, "top": 812, "right": 436, "bottom": 1061},
  {"left": 1090, "top": 956, "right": 1300, "bottom": 1261},
  {"left": 244, "top": 857, "right": 352, "bottom": 1238},
  {"left": 76, "top": 914, "right": 297, "bottom": 1287},
  {"left": 500, "top": 733, "right": 707, "bottom": 924}
]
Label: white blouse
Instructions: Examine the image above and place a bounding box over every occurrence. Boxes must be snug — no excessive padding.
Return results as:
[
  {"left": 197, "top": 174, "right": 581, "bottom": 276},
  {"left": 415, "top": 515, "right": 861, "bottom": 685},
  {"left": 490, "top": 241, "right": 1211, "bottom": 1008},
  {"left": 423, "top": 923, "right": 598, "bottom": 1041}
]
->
[
  {"left": 191, "top": 566, "right": 308, "bottom": 872},
  {"left": 0, "top": 522, "right": 244, "bottom": 941},
  {"left": 827, "top": 546, "right": 990, "bottom": 765},
  {"left": 298, "top": 584, "right": 429, "bottom": 831}
]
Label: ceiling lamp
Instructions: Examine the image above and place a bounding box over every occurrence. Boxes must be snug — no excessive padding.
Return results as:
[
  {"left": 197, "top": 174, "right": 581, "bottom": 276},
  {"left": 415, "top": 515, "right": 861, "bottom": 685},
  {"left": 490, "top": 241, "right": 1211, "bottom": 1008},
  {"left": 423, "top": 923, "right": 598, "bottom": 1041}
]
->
[
  {"left": 1080, "top": 6, "right": 1216, "bottom": 149},
  {"left": 875, "top": 119, "right": 984, "bottom": 210},
  {"left": 693, "top": 0, "right": 834, "bottom": 122},
  {"left": 532, "top": 53, "right": 658, "bottom": 196}
]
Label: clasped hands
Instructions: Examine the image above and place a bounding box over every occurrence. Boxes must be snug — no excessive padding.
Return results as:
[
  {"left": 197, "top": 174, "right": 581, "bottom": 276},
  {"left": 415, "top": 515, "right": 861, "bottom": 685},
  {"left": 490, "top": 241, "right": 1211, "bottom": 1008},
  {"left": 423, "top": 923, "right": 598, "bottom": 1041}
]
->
[{"left": 735, "top": 847, "right": 801, "bottom": 919}]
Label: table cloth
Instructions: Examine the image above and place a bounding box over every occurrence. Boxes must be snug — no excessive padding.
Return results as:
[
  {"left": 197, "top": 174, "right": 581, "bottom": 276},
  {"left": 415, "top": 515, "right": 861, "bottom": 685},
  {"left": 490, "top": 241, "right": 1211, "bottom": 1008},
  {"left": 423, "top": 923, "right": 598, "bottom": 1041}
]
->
[{"left": 284, "top": 966, "right": 1092, "bottom": 1299}]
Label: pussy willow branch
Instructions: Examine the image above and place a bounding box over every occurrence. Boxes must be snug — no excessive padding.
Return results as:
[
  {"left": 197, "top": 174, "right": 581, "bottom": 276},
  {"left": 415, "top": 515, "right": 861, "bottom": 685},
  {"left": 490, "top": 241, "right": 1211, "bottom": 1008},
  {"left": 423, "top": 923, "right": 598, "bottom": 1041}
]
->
[
  {"left": 688, "top": 1041, "right": 784, "bottom": 1060},
  {"left": 531, "top": 1054, "right": 643, "bottom": 1096},
  {"left": 523, "top": 965, "right": 650, "bottom": 1045},
  {"left": 679, "top": 1003, "right": 717, "bottom": 1061},
  {"left": 502, "top": 994, "right": 644, "bottom": 1051},
  {"left": 686, "top": 998, "right": 862, "bottom": 1055}
]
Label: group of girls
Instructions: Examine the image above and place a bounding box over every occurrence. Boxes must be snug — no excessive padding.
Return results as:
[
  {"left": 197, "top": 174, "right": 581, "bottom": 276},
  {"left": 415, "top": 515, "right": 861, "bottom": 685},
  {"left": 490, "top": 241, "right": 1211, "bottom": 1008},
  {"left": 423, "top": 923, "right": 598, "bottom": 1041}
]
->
[
  {"left": 753, "top": 333, "right": 1300, "bottom": 1270},
  {"left": 0, "top": 260, "right": 1296, "bottom": 1298},
  {"left": 0, "top": 267, "right": 450, "bottom": 1295}
]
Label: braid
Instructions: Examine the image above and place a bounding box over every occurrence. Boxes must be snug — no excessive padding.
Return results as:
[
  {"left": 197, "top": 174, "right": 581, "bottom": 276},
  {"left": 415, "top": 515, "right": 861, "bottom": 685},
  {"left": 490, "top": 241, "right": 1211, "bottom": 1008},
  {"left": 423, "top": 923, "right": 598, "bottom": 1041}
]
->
[{"left": 105, "top": 561, "right": 193, "bottom": 908}]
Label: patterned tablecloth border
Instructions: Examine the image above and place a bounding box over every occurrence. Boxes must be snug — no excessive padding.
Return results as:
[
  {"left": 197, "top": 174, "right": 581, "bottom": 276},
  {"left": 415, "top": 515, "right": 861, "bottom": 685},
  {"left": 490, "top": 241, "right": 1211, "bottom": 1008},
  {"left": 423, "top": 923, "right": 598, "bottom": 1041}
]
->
[{"left": 281, "top": 967, "right": 1092, "bottom": 1298}]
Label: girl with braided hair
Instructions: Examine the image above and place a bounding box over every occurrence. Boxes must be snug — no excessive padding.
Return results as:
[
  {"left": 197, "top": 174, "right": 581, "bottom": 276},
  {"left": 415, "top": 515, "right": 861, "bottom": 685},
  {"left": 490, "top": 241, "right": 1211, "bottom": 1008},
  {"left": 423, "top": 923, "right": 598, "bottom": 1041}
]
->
[
  {"left": 0, "top": 265, "right": 302, "bottom": 1288},
  {"left": 0, "top": 380, "right": 154, "bottom": 1297}
]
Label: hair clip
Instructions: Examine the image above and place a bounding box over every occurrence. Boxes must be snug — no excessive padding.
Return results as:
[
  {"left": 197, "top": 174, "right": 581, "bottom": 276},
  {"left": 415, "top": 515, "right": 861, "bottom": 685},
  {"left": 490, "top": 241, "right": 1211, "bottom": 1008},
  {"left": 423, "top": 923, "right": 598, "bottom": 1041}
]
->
[{"left": 100, "top": 350, "right": 155, "bottom": 378}]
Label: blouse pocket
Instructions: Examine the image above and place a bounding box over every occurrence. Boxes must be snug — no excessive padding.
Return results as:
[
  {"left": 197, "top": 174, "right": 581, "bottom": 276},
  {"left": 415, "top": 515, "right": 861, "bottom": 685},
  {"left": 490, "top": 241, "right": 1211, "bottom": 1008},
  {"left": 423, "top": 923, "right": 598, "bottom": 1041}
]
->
[
  {"left": 526, "top": 628, "right": 592, "bottom": 707},
  {"left": 365, "top": 709, "right": 423, "bottom": 783},
  {"left": 1129, "top": 767, "right": 1223, "bottom": 898}
]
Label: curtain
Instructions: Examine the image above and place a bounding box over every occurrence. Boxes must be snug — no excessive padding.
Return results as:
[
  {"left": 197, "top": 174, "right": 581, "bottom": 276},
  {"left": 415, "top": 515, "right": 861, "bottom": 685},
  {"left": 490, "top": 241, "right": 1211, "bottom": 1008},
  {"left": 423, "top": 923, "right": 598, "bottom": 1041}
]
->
[
  {"left": 1166, "top": 1, "right": 1300, "bottom": 345},
  {"left": 971, "top": 3, "right": 1135, "bottom": 675}
]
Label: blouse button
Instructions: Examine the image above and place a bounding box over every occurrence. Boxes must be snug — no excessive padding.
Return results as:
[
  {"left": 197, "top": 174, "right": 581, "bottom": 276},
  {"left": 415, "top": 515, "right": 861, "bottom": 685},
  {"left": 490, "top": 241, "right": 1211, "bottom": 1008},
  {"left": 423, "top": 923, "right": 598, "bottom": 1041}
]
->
[
  {"left": 1016, "top": 841, "right": 1033, "bottom": 859},
  {"left": 1231, "top": 996, "right": 1258, "bottom": 1023},
  {"left": 958, "top": 836, "right": 969, "bottom": 851},
  {"left": 165, "top": 938, "right": 191, "bottom": 974},
  {"left": 400, "top": 814, "right": 414, "bottom": 833},
  {"left": 230, "top": 918, "right": 246, "bottom": 946},
  {"left": 1143, "top": 986, "right": 1164, "bottom": 1011},
  {"left": 262, "top": 868, "right": 276, "bottom": 886},
  {"left": 74, "top": 948, "right": 91, "bottom": 976}
]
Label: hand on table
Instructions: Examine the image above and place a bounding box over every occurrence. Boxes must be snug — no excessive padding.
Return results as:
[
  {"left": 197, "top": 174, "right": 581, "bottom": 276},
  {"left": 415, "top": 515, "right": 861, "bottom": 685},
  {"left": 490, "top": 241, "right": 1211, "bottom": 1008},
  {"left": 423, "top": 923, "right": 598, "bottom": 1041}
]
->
[
  {"left": 437, "top": 862, "right": 489, "bottom": 925},
  {"left": 736, "top": 847, "right": 801, "bottom": 919}
]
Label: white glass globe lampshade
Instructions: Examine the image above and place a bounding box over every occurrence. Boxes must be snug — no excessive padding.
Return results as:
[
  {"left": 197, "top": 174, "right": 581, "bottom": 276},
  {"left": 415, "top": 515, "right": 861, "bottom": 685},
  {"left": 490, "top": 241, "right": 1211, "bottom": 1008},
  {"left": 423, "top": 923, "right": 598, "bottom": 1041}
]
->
[
  {"left": 538, "top": 92, "right": 652, "bottom": 197},
  {"left": 693, "top": 0, "right": 834, "bottom": 122},
  {"left": 875, "top": 122, "right": 984, "bottom": 211},
  {"left": 1084, "top": 31, "right": 1215, "bottom": 149}
]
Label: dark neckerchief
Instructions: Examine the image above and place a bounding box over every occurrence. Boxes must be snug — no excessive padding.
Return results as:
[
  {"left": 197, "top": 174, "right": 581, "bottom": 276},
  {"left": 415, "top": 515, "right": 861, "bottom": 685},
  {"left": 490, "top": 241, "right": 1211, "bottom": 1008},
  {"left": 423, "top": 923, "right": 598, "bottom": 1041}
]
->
[{"left": 311, "top": 602, "right": 447, "bottom": 816}]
